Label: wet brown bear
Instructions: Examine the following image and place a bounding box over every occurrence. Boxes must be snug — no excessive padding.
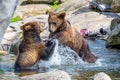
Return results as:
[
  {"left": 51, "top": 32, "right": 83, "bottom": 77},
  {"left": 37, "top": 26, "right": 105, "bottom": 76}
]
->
[
  {"left": 48, "top": 12, "right": 97, "bottom": 63},
  {"left": 14, "top": 21, "right": 56, "bottom": 70}
]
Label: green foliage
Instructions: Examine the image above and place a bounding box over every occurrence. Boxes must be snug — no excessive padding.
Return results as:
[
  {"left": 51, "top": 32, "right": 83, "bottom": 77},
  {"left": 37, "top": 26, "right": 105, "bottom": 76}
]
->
[
  {"left": 53, "top": 0, "right": 59, "bottom": 9},
  {"left": 11, "top": 16, "right": 22, "bottom": 22},
  {"left": 0, "top": 69, "right": 4, "bottom": 74},
  {"left": 46, "top": 0, "right": 59, "bottom": 14}
]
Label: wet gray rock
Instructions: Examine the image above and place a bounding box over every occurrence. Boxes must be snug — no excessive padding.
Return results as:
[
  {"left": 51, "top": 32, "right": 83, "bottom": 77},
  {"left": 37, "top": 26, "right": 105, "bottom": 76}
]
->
[
  {"left": 106, "top": 18, "right": 120, "bottom": 48},
  {"left": 20, "top": 70, "right": 71, "bottom": 80},
  {"left": 93, "top": 0, "right": 113, "bottom": 5},
  {"left": 55, "top": 0, "right": 88, "bottom": 12},
  {"left": 92, "top": 0, "right": 120, "bottom": 13},
  {"left": 89, "top": 72, "right": 111, "bottom": 80}
]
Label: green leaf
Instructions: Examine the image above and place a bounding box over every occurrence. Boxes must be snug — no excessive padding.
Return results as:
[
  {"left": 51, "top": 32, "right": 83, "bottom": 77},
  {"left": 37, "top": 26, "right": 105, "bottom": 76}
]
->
[{"left": 11, "top": 16, "right": 22, "bottom": 22}]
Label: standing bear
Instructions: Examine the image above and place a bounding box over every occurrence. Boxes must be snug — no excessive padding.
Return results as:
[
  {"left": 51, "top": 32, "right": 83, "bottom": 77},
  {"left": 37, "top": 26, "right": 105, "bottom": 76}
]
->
[
  {"left": 14, "top": 21, "right": 56, "bottom": 70},
  {"left": 48, "top": 12, "right": 97, "bottom": 63}
]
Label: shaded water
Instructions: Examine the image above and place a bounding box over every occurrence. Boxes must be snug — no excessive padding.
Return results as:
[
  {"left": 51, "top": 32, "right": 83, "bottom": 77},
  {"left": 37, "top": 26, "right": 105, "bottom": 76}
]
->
[{"left": 0, "top": 39, "right": 120, "bottom": 80}]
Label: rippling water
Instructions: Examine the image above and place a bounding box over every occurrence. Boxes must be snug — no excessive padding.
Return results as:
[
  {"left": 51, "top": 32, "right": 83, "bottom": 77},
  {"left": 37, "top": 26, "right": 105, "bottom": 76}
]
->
[{"left": 0, "top": 39, "right": 120, "bottom": 80}]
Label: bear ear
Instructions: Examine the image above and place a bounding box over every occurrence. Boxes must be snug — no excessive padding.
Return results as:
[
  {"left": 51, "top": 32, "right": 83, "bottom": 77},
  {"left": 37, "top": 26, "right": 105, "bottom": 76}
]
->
[
  {"left": 58, "top": 12, "right": 66, "bottom": 19},
  {"left": 20, "top": 25, "right": 32, "bottom": 31},
  {"left": 20, "top": 25, "right": 24, "bottom": 30},
  {"left": 25, "top": 25, "right": 32, "bottom": 30},
  {"left": 49, "top": 11, "right": 54, "bottom": 16}
]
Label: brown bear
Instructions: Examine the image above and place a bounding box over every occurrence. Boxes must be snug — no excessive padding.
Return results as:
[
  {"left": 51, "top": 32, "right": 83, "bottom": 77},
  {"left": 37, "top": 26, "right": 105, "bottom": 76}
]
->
[
  {"left": 48, "top": 12, "right": 97, "bottom": 63},
  {"left": 14, "top": 21, "right": 56, "bottom": 70}
]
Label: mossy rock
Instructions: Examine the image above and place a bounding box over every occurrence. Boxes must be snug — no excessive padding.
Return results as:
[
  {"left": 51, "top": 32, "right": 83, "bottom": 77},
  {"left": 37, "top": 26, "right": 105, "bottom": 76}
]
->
[
  {"left": 106, "top": 18, "right": 120, "bottom": 48},
  {"left": 110, "top": 18, "right": 120, "bottom": 31},
  {"left": 21, "top": 0, "right": 63, "bottom": 5},
  {"left": 111, "top": 0, "right": 120, "bottom": 13},
  {"left": 111, "top": 5, "right": 120, "bottom": 13}
]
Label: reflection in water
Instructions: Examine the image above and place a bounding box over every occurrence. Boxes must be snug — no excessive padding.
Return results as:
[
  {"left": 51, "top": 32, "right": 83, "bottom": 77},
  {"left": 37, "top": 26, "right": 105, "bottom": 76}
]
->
[{"left": 0, "top": 39, "right": 120, "bottom": 79}]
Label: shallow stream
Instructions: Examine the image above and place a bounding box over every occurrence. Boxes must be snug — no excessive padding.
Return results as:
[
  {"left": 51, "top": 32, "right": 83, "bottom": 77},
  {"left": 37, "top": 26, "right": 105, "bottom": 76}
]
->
[{"left": 0, "top": 39, "right": 120, "bottom": 80}]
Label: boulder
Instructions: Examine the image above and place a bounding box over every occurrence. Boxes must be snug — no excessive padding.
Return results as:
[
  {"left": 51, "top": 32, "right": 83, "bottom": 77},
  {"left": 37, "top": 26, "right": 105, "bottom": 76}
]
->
[
  {"left": 55, "top": 0, "right": 88, "bottom": 12},
  {"left": 111, "top": 0, "right": 120, "bottom": 13},
  {"left": 92, "top": 0, "right": 113, "bottom": 5},
  {"left": 89, "top": 72, "right": 111, "bottom": 80},
  {"left": 0, "top": 0, "right": 18, "bottom": 42},
  {"left": 0, "top": 51, "right": 7, "bottom": 55},
  {"left": 106, "top": 18, "right": 120, "bottom": 48},
  {"left": 20, "top": 70, "right": 71, "bottom": 80},
  {"left": 68, "top": 8, "right": 113, "bottom": 32},
  {"left": 14, "top": 4, "right": 50, "bottom": 18},
  {"left": 20, "top": 0, "right": 64, "bottom": 5},
  {"left": 110, "top": 18, "right": 120, "bottom": 31}
]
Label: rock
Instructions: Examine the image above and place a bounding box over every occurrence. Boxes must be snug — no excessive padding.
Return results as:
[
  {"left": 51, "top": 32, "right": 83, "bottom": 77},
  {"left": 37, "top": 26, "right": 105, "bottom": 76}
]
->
[
  {"left": 68, "top": 7, "right": 113, "bottom": 33},
  {"left": 111, "top": 0, "right": 120, "bottom": 13},
  {"left": 14, "top": 4, "right": 50, "bottom": 18},
  {"left": 92, "top": 0, "right": 120, "bottom": 13},
  {"left": 55, "top": 0, "right": 88, "bottom": 12},
  {"left": 89, "top": 1, "right": 111, "bottom": 12},
  {"left": 20, "top": 0, "right": 63, "bottom": 5},
  {"left": 0, "top": 51, "right": 7, "bottom": 55},
  {"left": 20, "top": 70, "right": 71, "bottom": 80},
  {"left": 89, "top": 72, "right": 111, "bottom": 80},
  {"left": 0, "top": 0, "right": 18, "bottom": 42},
  {"left": 93, "top": 0, "right": 113, "bottom": 5},
  {"left": 110, "top": 18, "right": 120, "bottom": 31},
  {"left": 106, "top": 18, "right": 120, "bottom": 48}
]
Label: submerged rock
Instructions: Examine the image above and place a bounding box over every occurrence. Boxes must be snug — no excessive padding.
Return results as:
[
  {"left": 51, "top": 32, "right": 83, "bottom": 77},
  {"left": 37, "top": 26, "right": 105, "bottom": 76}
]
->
[
  {"left": 89, "top": 72, "right": 111, "bottom": 80},
  {"left": 106, "top": 18, "right": 120, "bottom": 48},
  {"left": 20, "top": 70, "right": 71, "bottom": 80}
]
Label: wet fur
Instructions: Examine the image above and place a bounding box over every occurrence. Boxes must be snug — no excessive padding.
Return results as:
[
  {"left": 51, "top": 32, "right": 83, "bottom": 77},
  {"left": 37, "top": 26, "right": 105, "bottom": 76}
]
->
[
  {"left": 48, "top": 12, "right": 97, "bottom": 63},
  {"left": 15, "top": 21, "right": 55, "bottom": 70}
]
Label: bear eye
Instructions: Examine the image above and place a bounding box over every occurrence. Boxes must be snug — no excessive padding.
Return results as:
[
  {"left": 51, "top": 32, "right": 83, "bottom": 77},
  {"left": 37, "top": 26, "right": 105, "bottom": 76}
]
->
[{"left": 52, "top": 22, "right": 56, "bottom": 26}]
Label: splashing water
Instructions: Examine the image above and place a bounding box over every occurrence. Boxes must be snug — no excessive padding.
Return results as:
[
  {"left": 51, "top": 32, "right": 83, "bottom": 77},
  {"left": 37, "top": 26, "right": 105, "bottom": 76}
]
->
[
  {"left": 0, "top": 39, "right": 120, "bottom": 79},
  {"left": 39, "top": 39, "right": 61, "bottom": 68},
  {"left": 38, "top": 39, "right": 103, "bottom": 73}
]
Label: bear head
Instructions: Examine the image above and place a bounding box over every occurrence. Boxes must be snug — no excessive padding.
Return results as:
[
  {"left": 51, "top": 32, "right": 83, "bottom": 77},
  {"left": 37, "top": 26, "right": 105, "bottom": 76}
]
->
[
  {"left": 48, "top": 12, "right": 66, "bottom": 33},
  {"left": 20, "top": 21, "right": 45, "bottom": 33}
]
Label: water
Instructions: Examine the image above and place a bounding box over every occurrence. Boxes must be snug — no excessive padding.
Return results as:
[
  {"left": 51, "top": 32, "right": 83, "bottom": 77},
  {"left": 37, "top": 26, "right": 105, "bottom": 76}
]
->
[{"left": 0, "top": 39, "right": 120, "bottom": 80}]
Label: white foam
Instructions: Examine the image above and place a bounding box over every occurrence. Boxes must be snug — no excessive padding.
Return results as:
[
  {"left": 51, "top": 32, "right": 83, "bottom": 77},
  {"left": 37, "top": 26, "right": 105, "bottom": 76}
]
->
[
  {"left": 39, "top": 39, "right": 61, "bottom": 68},
  {"left": 39, "top": 39, "right": 103, "bottom": 69}
]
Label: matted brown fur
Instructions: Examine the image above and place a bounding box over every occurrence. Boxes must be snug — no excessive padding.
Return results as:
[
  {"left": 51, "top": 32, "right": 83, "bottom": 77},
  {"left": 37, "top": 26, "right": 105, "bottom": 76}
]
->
[
  {"left": 48, "top": 12, "right": 97, "bottom": 63},
  {"left": 15, "top": 21, "right": 46, "bottom": 68}
]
